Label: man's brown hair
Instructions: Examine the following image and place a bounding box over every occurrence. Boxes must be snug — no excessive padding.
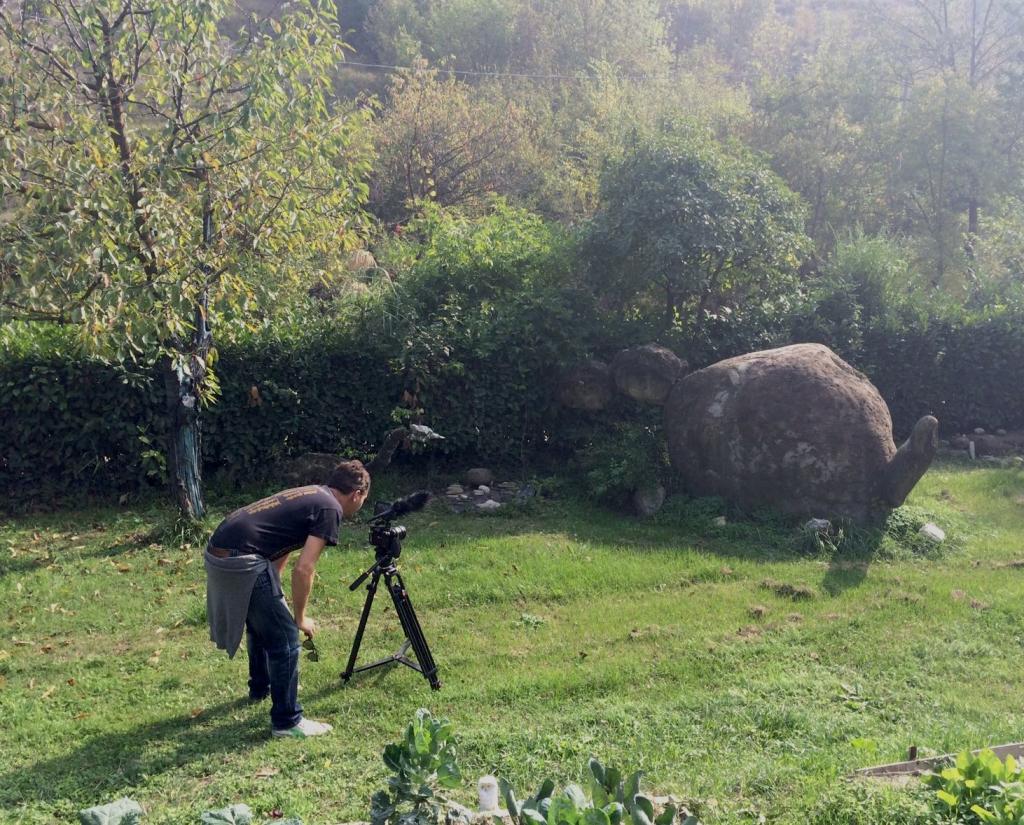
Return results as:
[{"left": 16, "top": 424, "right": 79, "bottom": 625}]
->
[{"left": 326, "top": 460, "right": 370, "bottom": 494}]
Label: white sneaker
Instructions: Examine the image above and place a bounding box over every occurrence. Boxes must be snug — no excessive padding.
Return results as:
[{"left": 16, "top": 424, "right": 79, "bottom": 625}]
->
[{"left": 272, "top": 718, "right": 333, "bottom": 738}]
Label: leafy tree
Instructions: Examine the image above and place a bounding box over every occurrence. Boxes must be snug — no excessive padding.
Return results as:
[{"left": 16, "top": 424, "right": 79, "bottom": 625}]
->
[
  {"left": 0, "top": 0, "right": 371, "bottom": 516},
  {"left": 866, "top": 0, "right": 1024, "bottom": 285},
  {"left": 584, "top": 127, "right": 808, "bottom": 346},
  {"left": 368, "top": 64, "right": 539, "bottom": 224},
  {"left": 747, "top": 23, "right": 897, "bottom": 247}
]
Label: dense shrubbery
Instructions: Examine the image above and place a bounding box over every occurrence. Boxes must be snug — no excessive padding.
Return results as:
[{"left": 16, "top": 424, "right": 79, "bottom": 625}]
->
[
  {"left": 0, "top": 202, "right": 599, "bottom": 502},
  {"left": 4, "top": 192, "right": 1024, "bottom": 506}
]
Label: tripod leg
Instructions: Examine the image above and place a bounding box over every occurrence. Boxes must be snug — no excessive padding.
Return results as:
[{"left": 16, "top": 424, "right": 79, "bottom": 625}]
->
[
  {"left": 388, "top": 572, "right": 441, "bottom": 690},
  {"left": 341, "top": 571, "right": 380, "bottom": 682}
]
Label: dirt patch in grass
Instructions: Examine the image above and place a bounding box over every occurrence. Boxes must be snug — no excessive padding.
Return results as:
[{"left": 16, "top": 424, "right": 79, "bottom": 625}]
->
[{"left": 760, "top": 578, "right": 816, "bottom": 600}]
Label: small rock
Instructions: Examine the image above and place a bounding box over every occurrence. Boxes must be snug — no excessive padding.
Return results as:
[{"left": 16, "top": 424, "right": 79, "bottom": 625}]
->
[
  {"left": 445, "top": 484, "right": 464, "bottom": 495},
  {"left": 974, "top": 427, "right": 986, "bottom": 435},
  {"left": 1012, "top": 456, "right": 1024, "bottom": 469},
  {"left": 473, "top": 489, "right": 486, "bottom": 496},
  {"left": 497, "top": 481, "right": 519, "bottom": 490},
  {"left": 458, "top": 494, "right": 469, "bottom": 500},
  {"left": 919, "top": 523, "right": 946, "bottom": 543},
  {"left": 477, "top": 499, "right": 501, "bottom": 511},
  {"left": 465, "top": 468, "right": 494, "bottom": 487},
  {"left": 477, "top": 485, "right": 491, "bottom": 494},
  {"left": 713, "top": 516, "right": 728, "bottom": 527},
  {"left": 997, "top": 428, "right": 1008, "bottom": 436},
  {"left": 803, "top": 518, "right": 833, "bottom": 534}
]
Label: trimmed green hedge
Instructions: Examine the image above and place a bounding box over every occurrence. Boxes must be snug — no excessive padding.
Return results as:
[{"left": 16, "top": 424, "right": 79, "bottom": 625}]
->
[
  {"left": 0, "top": 358, "right": 166, "bottom": 499},
  {"left": 0, "top": 324, "right": 578, "bottom": 502},
  {"left": 5, "top": 309, "right": 1024, "bottom": 503},
  {"left": 796, "top": 310, "right": 1024, "bottom": 438}
]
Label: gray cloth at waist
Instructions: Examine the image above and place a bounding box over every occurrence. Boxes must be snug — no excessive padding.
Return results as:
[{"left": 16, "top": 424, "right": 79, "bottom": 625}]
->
[{"left": 205, "top": 546, "right": 284, "bottom": 658}]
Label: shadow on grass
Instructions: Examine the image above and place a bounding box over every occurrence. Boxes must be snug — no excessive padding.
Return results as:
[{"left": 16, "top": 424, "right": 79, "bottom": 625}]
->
[
  {"left": 0, "top": 678, "right": 351, "bottom": 811},
  {"left": 0, "top": 536, "right": 145, "bottom": 580},
  {"left": 821, "top": 555, "right": 871, "bottom": 595},
  {"left": 402, "top": 494, "right": 896, "bottom": 599},
  {"left": 0, "top": 696, "right": 257, "bottom": 809}
]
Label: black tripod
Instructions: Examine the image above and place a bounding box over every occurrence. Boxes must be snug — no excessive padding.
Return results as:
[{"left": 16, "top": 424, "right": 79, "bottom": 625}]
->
[{"left": 341, "top": 551, "right": 441, "bottom": 690}]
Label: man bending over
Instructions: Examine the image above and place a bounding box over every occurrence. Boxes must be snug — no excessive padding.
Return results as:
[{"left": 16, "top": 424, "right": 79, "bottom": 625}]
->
[{"left": 205, "top": 460, "right": 370, "bottom": 738}]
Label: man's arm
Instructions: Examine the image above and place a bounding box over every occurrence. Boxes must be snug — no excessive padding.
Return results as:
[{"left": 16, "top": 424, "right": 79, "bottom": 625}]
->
[{"left": 291, "top": 535, "right": 327, "bottom": 638}]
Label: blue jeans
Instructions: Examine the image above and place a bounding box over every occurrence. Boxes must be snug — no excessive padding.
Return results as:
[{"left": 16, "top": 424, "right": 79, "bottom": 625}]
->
[{"left": 246, "top": 569, "right": 303, "bottom": 730}]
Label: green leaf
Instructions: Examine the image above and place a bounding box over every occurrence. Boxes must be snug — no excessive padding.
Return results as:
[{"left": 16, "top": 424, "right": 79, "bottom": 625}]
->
[
  {"left": 565, "top": 785, "right": 587, "bottom": 808},
  {"left": 199, "top": 804, "right": 253, "bottom": 825},
  {"left": 970, "top": 805, "right": 996, "bottom": 822},
  {"left": 548, "top": 796, "right": 580, "bottom": 825},
  {"left": 523, "top": 809, "right": 548, "bottom": 825},
  {"left": 936, "top": 789, "right": 958, "bottom": 807},
  {"left": 437, "top": 760, "right": 462, "bottom": 789},
  {"left": 77, "top": 798, "right": 144, "bottom": 825},
  {"left": 536, "top": 779, "right": 556, "bottom": 802},
  {"left": 501, "top": 778, "right": 521, "bottom": 818},
  {"left": 384, "top": 744, "right": 404, "bottom": 772}
]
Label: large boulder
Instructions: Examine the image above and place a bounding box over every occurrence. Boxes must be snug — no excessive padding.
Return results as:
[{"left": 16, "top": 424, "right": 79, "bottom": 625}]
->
[
  {"left": 611, "top": 345, "right": 688, "bottom": 404},
  {"left": 663, "top": 343, "right": 937, "bottom": 522}
]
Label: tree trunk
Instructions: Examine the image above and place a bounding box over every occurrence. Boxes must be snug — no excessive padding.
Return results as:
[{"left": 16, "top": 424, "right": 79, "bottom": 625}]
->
[
  {"left": 165, "top": 175, "right": 215, "bottom": 520},
  {"left": 162, "top": 353, "right": 205, "bottom": 519}
]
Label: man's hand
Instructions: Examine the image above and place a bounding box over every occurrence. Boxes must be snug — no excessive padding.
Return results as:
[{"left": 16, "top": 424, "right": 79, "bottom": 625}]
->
[{"left": 292, "top": 535, "right": 326, "bottom": 639}]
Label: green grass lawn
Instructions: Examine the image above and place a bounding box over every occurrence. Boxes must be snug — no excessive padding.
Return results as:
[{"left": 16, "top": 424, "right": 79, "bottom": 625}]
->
[{"left": 2, "top": 460, "right": 1023, "bottom": 824}]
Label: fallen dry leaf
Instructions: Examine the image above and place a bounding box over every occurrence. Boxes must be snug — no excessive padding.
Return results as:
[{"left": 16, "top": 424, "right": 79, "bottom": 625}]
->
[
  {"left": 190, "top": 707, "right": 205, "bottom": 718},
  {"left": 254, "top": 766, "right": 280, "bottom": 779},
  {"left": 40, "top": 685, "right": 56, "bottom": 700}
]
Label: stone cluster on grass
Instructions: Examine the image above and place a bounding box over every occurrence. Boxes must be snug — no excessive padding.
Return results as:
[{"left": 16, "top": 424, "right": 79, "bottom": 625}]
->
[
  {"left": 444, "top": 469, "right": 533, "bottom": 513},
  {"left": 946, "top": 429, "right": 1024, "bottom": 465}
]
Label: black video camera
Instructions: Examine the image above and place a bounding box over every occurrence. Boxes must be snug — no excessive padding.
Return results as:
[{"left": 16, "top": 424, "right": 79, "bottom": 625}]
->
[{"left": 367, "top": 490, "right": 430, "bottom": 561}]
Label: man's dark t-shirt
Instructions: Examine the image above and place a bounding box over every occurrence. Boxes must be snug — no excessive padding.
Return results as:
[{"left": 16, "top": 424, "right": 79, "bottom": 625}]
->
[{"left": 210, "top": 486, "right": 343, "bottom": 560}]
